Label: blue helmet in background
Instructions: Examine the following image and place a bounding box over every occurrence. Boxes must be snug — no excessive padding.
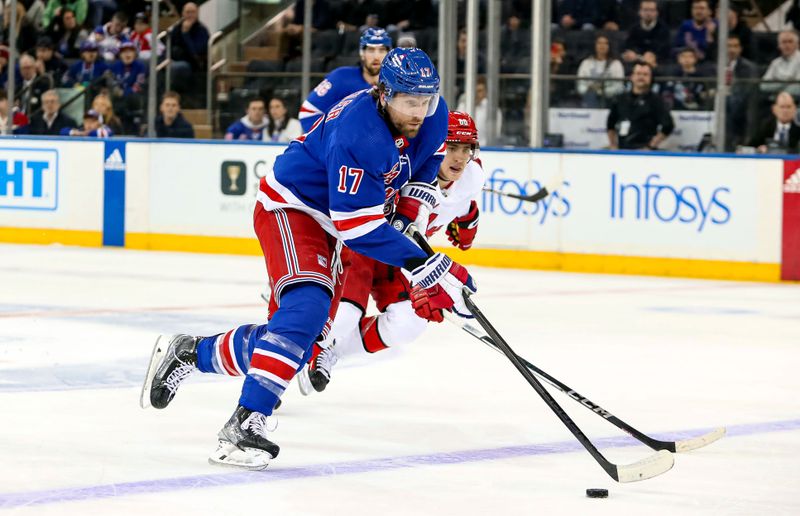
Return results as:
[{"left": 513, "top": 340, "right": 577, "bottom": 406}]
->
[
  {"left": 360, "top": 27, "right": 392, "bottom": 49},
  {"left": 379, "top": 47, "right": 440, "bottom": 99}
]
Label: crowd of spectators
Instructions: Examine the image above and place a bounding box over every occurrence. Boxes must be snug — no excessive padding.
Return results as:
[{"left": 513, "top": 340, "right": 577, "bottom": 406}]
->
[
  {"left": 0, "top": 0, "right": 210, "bottom": 137},
  {"left": 0, "top": 0, "right": 798, "bottom": 152}
]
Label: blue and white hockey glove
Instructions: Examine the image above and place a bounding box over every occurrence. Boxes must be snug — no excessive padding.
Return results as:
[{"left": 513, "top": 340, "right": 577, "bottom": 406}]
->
[
  {"left": 409, "top": 253, "right": 477, "bottom": 318},
  {"left": 391, "top": 182, "right": 440, "bottom": 235}
]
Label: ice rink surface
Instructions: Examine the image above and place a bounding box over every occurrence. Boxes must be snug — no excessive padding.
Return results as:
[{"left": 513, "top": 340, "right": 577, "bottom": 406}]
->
[{"left": 1, "top": 243, "right": 798, "bottom": 515}]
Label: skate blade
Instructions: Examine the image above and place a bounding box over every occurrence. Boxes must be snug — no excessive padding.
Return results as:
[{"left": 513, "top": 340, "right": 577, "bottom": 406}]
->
[
  {"left": 139, "top": 334, "right": 171, "bottom": 409},
  {"left": 208, "top": 441, "right": 273, "bottom": 471},
  {"left": 296, "top": 367, "right": 314, "bottom": 396}
]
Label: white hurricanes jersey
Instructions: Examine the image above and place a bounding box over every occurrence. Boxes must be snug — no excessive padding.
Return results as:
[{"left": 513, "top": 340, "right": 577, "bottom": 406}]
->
[{"left": 427, "top": 159, "right": 486, "bottom": 234}]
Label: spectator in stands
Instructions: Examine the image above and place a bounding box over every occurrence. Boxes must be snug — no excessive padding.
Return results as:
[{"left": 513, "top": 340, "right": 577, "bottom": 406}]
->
[
  {"left": 675, "top": 0, "right": 716, "bottom": 62},
  {"left": 500, "top": 13, "right": 530, "bottom": 71},
  {"left": 62, "top": 40, "right": 108, "bottom": 88},
  {"left": 28, "top": 89, "right": 77, "bottom": 135},
  {"left": 43, "top": 0, "right": 88, "bottom": 28},
  {"left": 456, "top": 28, "right": 486, "bottom": 74},
  {"left": 661, "top": 47, "right": 712, "bottom": 111},
  {"left": 456, "top": 76, "right": 502, "bottom": 146},
  {"left": 558, "top": 0, "right": 619, "bottom": 31},
  {"left": 549, "top": 38, "right": 576, "bottom": 106},
  {"left": 722, "top": 6, "right": 753, "bottom": 61},
  {"left": 110, "top": 41, "right": 146, "bottom": 133},
  {"left": 225, "top": 97, "right": 268, "bottom": 140},
  {"left": 623, "top": 0, "right": 670, "bottom": 66},
  {"left": 726, "top": 34, "right": 758, "bottom": 150},
  {"left": 169, "top": 2, "right": 209, "bottom": 97},
  {"left": 262, "top": 97, "right": 302, "bottom": 143},
  {"left": 748, "top": 92, "right": 800, "bottom": 154},
  {"left": 155, "top": 91, "right": 194, "bottom": 138},
  {"left": 110, "top": 41, "right": 146, "bottom": 96},
  {"left": 3, "top": 1, "right": 38, "bottom": 53},
  {"left": 47, "top": 8, "right": 88, "bottom": 59},
  {"left": 287, "top": 0, "right": 337, "bottom": 35},
  {"left": 92, "top": 11, "right": 130, "bottom": 62},
  {"left": 761, "top": 30, "right": 800, "bottom": 97},
  {"left": 88, "top": 0, "right": 117, "bottom": 29},
  {"left": 91, "top": 92, "right": 123, "bottom": 134},
  {"left": 34, "top": 36, "right": 67, "bottom": 84},
  {"left": 61, "top": 108, "right": 113, "bottom": 137},
  {"left": 131, "top": 12, "right": 162, "bottom": 60},
  {"left": 0, "top": 46, "right": 11, "bottom": 89},
  {"left": 577, "top": 34, "right": 625, "bottom": 108},
  {"left": 607, "top": 61, "right": 674, "bottom": 150},
  {"left": 25, "top": 0, "right": 46, "bottom": 33},
  {"left": 18, "top": 54, "right": 54, "bottom": 115},
  {"left": 0, "top": 89, "right": 29, "bottom": 133}
]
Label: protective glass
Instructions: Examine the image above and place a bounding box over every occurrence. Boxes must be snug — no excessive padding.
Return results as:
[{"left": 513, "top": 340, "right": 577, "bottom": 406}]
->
[{"left": 386, "top": 92, "right": 441, "bottom": 119}]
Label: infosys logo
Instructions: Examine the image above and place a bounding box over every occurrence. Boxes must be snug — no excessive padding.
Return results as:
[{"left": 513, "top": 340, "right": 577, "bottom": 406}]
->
[{"left": 610, "top": 173, "right": 730, "bottom": 232}]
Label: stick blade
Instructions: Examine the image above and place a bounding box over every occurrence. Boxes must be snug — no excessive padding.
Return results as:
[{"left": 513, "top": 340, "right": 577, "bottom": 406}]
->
[
  {"left": 615, "top": 449, "right": 674, "bottom": 483},
  {"left": 674, "top": 427, "right": 726, "bottom": 452}
]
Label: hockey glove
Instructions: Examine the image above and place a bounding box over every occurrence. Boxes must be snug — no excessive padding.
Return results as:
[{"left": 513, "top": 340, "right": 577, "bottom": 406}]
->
[
  {"left": 409, "top": 285, "right": 444, "bottom": 323},
  {"left": 391, "top": 182, "right": 440, "bottom": 235},
  {"left": 409, "top": 253, "right": 476, "bottom": 318},
  {"left": 446, "top": 200, "right": 480, "bottom": 251}
]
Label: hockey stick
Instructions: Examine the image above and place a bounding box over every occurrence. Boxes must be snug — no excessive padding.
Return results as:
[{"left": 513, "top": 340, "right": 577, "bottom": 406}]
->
[
  {"left": 482, "top": 177, "right": 561, "bottom": 203},
  {"left": 408, "top": 228, "right": 674, "bottom": 482},
  {"left": 441, "top": 311, "right": 726, "bottom": 453}
]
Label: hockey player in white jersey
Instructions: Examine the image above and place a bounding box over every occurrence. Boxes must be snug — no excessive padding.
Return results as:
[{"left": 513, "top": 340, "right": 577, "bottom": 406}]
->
[{"left": 298, "top": 111, "right": 486, "bottom": 394}]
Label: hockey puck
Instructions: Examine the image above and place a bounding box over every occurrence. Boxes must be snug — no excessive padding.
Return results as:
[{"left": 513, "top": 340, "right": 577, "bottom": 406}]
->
[{"left": 586, "top": 488, "right": 609, "bottom": 498}]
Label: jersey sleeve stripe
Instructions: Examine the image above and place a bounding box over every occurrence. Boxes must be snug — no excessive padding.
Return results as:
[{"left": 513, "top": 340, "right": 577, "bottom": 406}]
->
[
  {"left": 299, "top": 101, "right": 323, "bottom": 119},
  {"left": 336, "top": 217, "right": 385, "bottom": 241},
  {"left": 332, "top": 212, "right": 385, "bottom": 232}
]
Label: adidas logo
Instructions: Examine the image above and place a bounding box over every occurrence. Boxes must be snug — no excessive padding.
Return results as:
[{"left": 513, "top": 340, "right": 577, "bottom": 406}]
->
[
  {"left": 104, "top": 149, "right": 125, "bottom": 171},
  {"left": 785, "top": 170, "right": 800, "bottom": 193}
]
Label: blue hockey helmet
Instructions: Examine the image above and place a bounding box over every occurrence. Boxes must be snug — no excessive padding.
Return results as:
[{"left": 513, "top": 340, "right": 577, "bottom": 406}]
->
[
  {"left": 379, "top": 48, "right": 440, "bottom": 117},
  {"left": 360, "top": 27, "right": 392, "bottom": 49}
]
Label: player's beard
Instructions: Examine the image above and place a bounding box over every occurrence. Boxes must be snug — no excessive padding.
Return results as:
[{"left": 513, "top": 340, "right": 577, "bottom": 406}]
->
[
  {"left": 364, "top": 61, "right": 381, "bottom": 77},
  {"left": 397, "top": 118, "right": 423, "bottom": 138}
]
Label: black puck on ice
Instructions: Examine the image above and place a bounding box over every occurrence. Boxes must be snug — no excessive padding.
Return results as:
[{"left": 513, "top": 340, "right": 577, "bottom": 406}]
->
[{"left": 586, "top": 488, "right": 609, "bottom": 498}]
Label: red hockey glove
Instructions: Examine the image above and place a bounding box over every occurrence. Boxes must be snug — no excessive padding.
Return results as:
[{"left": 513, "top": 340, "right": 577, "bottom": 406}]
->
[
  {"left": 391, "top": 182, "right": 440, "bottom": 235},
  {"left": 409, "top": 286, "right": 444, "bottom": 322},
  {"left": 446, "top": 200, "right": 480, "bottom": 250},
  {"left": 409, "top": 253, "right": 477, "bottom": 318}
]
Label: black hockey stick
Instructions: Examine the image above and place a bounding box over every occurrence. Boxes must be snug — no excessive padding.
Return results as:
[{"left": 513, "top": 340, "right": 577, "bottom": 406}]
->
[
  {"left": 409, "top": 229, "right": 674, "bottom": 482},
  {"left": 442, "top": 311, "right": 726, "bottom": 453},
  {"left": 482, "top": 177, "right": 561, "bottom": 203}
]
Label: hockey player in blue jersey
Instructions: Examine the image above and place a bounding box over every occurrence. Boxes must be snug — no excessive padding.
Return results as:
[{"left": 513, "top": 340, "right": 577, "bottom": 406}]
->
[
  {"left": 141, "top": 47, "right": 477, "bottom": 470},
  {"left": 298, "top": 27, "right": 392, "bottom": 131}
]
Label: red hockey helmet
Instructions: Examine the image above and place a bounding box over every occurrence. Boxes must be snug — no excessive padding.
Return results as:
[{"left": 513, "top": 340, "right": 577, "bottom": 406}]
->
[{"left": 446, "top": 111, "right": 479, "bottom": 158}]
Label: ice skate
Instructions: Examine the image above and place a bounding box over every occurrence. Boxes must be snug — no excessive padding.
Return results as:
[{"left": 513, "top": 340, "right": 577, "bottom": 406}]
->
[
  {"left": 209, "top": 405, "right": 280, "bottom": 470},
  {"left": 297, "top": 343, "right": 339, "bottom": 395},
  {"left": 140, "top": 334, "right": 199, "bottom": 409}
]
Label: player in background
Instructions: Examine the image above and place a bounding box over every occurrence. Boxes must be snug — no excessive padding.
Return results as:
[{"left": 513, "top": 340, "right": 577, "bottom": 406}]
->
[
  {"left": 140, "top": 48, "right": 476, "bottom": 470},
  {"left": 298, "top": 27, "right": 392, "bottom": 132},
  {"left": 297, "top": 111, "right": 485, "bottom": 395}
]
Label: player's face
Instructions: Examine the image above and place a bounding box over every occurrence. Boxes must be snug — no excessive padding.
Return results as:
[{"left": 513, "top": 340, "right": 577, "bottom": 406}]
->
[
  {"left": 385, "top": 93, "right": 432, "bottom": 138},
  {"left": 360, "top": 45, "right": 388, "bottom": 76},
  {"left": 439, "top": 142, "right": 472, "bottom": 182}
]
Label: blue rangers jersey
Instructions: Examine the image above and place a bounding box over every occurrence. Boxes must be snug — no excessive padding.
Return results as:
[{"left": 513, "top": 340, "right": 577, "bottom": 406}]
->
[
  {"left": 299, "top": 66, "right": 370, "bottom": 132},
  {"left": 258, "top": 89, "right": 448, "bottom": 269}
]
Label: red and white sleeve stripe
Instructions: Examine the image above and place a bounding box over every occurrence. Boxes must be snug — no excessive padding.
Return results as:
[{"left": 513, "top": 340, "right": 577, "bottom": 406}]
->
[
  {"left": 330, "top": 205, "right": 385, "bottom": 241},
  {"left": 299, "top": 100, "right": 323, "bottom": 121}
]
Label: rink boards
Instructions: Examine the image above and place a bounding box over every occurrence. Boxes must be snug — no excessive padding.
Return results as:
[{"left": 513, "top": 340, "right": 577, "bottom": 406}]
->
[{"left": 0, "top": 136, "right": 797, "bottom": 281}]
